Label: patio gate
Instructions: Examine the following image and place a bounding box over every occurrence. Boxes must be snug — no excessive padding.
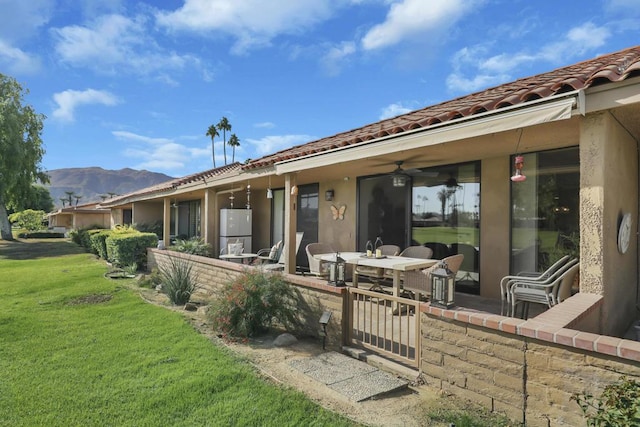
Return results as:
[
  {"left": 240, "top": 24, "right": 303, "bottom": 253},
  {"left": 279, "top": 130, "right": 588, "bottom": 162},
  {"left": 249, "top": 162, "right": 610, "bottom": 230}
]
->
[{"left": 347, "top": 288, "right": 421, "bottom": 368}]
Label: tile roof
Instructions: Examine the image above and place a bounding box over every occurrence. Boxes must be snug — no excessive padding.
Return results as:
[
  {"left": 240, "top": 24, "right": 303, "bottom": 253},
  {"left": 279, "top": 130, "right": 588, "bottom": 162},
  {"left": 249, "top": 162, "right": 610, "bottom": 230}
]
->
[
  {"left": 244, "top": 45, "right": 640, "bottom": 171},
  {"left": 99, "top": 162, "right": 242, "bottom": 206}
]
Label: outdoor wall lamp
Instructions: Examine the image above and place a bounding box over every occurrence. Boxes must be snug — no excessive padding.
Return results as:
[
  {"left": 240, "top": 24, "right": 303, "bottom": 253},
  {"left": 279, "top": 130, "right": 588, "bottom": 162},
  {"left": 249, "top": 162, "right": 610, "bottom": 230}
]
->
[
  {"left": 325, "top": 189, "right": 334, "bottom": 201},
  {"left": 430, "top": 260, "right": 455, "bottom": 309}
]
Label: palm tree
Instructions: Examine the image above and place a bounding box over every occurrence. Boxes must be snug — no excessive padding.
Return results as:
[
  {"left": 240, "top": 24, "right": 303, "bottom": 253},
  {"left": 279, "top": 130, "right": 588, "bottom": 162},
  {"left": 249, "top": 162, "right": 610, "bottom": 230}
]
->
[
  {"left": 74, "top": 195, "right": 82, "bottom": 207},
  {"left": 228, "top": 133, "right": 240, "bottom": 163},
  {"left": 437, "top": 189, "right": 450, "bottom": 223},
  {"left": 206, "top": 124, "right": 219, "bottom": 168},
  {"left": 64, "top": 191, "right": 75, "bottom": 206},
  {"left": 216, "top": 117, "right": 231, "bottom": 165},
  {"left": 60, "top": 198, "right": 67, "bottom": 208}
]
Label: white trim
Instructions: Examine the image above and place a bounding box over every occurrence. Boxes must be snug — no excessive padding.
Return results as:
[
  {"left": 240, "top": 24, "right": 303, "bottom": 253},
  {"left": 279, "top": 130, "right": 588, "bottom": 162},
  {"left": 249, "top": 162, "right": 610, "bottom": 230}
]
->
[{"left": 274, "top": 95, "right": 577, "bottom": 174}]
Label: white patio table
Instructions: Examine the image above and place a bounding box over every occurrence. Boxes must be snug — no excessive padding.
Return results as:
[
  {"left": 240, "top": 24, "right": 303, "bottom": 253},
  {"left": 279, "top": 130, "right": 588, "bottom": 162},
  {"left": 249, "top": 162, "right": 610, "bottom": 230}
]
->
[{"left": 314, "top": 252, "right": 437, "bottom": 300}]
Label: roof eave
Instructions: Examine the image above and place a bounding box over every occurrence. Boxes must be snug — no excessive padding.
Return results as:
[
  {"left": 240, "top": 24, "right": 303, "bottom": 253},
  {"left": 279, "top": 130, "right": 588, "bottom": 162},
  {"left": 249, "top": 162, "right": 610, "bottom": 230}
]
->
[{"left": 274, "top": 93, "right": 579, "bottom": 175}]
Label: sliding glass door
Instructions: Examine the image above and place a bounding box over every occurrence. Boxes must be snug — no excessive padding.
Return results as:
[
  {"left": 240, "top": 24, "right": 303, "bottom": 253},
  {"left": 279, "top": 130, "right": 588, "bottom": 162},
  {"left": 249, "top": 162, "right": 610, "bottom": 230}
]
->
[{"left": 510, "top": 147, "right": 579, "bottom": 274}]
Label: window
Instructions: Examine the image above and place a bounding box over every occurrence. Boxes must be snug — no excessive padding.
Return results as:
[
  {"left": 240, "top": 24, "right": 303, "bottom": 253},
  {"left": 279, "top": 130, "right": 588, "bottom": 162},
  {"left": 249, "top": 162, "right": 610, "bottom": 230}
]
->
[
  {"left": 411, "top": 162, "right": 481, "bottom": 293},
  {"left": 510, "top": 147, "right": 579, "bottom": 274}
]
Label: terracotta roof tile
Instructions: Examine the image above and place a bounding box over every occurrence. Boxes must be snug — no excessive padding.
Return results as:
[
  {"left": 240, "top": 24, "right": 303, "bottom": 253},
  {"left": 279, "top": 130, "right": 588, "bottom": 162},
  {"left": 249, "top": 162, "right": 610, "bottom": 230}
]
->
[
  {"left": 100, "top": 163, "right": 242, "bottom": 207},
  {"left": 243, "top": 45, "right": 640, "bottom": 171}
]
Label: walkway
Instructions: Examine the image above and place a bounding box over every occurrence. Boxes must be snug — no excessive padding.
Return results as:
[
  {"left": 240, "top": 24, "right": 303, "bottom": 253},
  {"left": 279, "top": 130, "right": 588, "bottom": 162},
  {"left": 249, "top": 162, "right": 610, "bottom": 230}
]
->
[{"left": 288, "top": 351, "right": 409, "bottom": 401}]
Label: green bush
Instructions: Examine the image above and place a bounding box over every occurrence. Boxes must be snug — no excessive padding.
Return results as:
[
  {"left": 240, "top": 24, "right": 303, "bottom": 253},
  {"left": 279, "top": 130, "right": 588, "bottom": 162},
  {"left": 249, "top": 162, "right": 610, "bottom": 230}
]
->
[
  {"left": 8, "top": 209, "right": 46, "bottom": 232},
  {"left": 158, "top": 257, "right": 198, "bottom": 305},
  {"left": 105, "top": 232, "right": 158, "bottom": 268},
  {"left": 171, "top": 237, "right": 211, "bottom": 257},
  {"left": 572, "top": 376, "right": 640, "bottom": 426},
  {"left": 209, "top": 270, "right": 302, "bottom": 339},
  {"left": 17, "top": 231, "right": 64, "bottom": 238},
  {"left": 89, "top": 229, "right": 112, "bottom": 259}
]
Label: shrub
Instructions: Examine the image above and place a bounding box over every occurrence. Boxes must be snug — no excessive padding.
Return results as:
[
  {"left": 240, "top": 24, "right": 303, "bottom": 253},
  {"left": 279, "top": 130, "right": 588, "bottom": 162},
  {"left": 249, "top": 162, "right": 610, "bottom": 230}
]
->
[
  {"left": 572, "top": 376, "right": 640, "bottom": 426},
  {"left": 106, "top": 232, "right": 158, "bottom": 267},
  {"left": 209, "top": 270, "right": 302, "bottom": 339},
  {"left": 89, "top": 229, "right": 112, "bottom": 259},
  {"left": 17, "top": 231, "right": 64, "bottom": 238},
  {"left": 171, "top": 237, "right": 211, "bottom": 257},
  {"left": 158, "top": 257, "right": 198, "bottom": 305},
  {"left": 8, "top": 209, "right": 46, "bottom": 232}
]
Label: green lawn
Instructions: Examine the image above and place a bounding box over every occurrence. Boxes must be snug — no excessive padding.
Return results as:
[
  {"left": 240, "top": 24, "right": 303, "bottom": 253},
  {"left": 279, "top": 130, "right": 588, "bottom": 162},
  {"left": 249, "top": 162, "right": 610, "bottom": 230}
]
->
[{"left": 0, "top": 239, "right": 354, "bottom": 426}]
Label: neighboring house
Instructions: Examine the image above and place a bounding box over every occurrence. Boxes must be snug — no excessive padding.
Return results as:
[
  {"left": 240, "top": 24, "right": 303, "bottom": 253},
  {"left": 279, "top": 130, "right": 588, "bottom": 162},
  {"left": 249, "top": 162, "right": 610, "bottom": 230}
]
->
[
  {"left": 47, "top": 202, "right": 110, "bottom": 232},
  {"left": 103, "top": 45, "right": 640, "bottom": 338}
]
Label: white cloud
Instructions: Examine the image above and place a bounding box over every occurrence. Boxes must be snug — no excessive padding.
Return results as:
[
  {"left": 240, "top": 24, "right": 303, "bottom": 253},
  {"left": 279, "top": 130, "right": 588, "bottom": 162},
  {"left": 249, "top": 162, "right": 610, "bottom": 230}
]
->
[
  {"left": 0, "top": 39, "right": 41, "bottom": 74},
  {"left": 446, "top": 22, "right": 611, "bottom": 93},
  {"left": 254, "top": 121, "right": 276, "bottom": 129},
  {"left": 51, "top": 14, "right": 207, "bottom": 80},
  {"left": 114, "top": 130, "right": 211, "bottom": 172},
  {"left": 379, "top": 102, "right": 413, "bottom": 120},
  {"left": 155, "top": 0, "right": 336, "bottom": 54},
  {"left": 52, "top": 89, "right": 120, "bottom": 122},
  {"left": 245, "top": 134, "right": 315, "bottom": 156},
  {"left": 361, "top": 0, "right": 477, "bottom": 51},
  {"left": 321, "top": 41, "right": 356, "bottom": 76}
]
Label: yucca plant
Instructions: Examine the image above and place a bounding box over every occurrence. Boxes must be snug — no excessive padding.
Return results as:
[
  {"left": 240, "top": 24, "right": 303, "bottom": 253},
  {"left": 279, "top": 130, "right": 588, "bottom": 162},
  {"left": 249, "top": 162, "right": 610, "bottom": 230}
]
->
[{"left": 159, "top": 257, "right": 198, "bottom": 305}]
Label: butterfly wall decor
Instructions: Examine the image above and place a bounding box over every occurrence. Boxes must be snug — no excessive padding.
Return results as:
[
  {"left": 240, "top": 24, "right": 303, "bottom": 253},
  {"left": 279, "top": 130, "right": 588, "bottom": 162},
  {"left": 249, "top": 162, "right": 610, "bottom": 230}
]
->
[{"left": 330, "top": 204, "right": 346, "bottom": 220}]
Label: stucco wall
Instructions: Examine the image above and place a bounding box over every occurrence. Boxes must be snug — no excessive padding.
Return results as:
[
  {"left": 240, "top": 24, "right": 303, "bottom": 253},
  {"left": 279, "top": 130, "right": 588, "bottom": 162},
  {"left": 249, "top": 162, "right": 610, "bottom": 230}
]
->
[
  {"left": 133, "top": 201, "right": 163, "bottom": 227},
  {"left": 75, "top": 213, "right": 110, "bottom": 229},
  {"left": 580, "top": 112, "right": 638, "bottom": 336},
  {"left": 479, "top": 156, "right": 511, "bottom": 300},
  {"left": 318, "top": 177, "right": 357, "bottom": 252}
]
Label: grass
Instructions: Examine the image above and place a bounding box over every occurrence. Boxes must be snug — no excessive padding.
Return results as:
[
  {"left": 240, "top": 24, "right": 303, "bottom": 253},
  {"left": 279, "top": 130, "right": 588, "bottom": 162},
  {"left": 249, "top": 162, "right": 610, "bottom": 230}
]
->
[{"left": 0, "top": 239, "right": 355, "bottom": 426}]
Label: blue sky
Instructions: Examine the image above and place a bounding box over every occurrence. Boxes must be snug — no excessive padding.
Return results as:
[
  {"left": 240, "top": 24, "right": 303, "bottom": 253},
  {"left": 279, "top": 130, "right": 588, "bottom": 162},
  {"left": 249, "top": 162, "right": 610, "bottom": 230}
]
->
[{"left": 2, "top": 0, "right": 639, "bottom": 178}]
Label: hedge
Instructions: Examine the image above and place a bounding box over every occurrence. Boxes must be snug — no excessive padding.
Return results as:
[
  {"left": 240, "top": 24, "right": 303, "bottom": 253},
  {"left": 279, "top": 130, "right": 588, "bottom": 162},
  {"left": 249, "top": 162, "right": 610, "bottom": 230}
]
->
[
  {"left": 105, "top": 232, "right": 158, "bottom": 268},
  {"left": 89, "top": 230, "right": 113, "bottom": 260}
]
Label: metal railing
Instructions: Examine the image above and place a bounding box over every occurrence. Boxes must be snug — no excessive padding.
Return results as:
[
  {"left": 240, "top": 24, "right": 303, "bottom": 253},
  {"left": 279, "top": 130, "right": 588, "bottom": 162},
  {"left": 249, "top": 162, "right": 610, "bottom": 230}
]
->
[{"left": 347, "top": 287, "right": 421, "bottom": 368}]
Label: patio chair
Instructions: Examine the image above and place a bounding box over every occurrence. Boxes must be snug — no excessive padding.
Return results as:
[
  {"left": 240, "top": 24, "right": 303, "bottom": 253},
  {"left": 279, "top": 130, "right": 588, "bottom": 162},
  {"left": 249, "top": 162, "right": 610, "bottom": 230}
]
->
[
  {"left": 450, "top": 243, "right": 479, "bottom": 283},
  {"left": 355, "top": 244, "right": 400, "bottom": 291},
  {"left": 423, "top": 242, "right": 451, "bottom": 259},
  {"left": 305, "top": 242, "right": 335, "bottom": 278},
  {"left": 510, "top": 260, "right": 580, "bottom": 319},
  {"left": 255, "top": 240, "right": 283, "bottom": 264},
  {"left": 261, "top": 232, "right": 304, "bottom": 272},
  {"left": 383, "top": 245, "right": 434, "bottom": 281},
  {"left": 399, "top": 245, "right": 433, "bottom": 259},
  {"left": 402, "top": 254, "right": 464, "bottom": 301},
  {"left": 499, "top": 255, "right": 571, "bottom": 316}
]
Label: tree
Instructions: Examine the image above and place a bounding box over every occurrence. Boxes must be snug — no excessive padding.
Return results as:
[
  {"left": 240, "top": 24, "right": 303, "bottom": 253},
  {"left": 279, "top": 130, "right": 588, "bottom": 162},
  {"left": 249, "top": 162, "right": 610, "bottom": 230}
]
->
[
  {"left": 228, "top": 133, "right": 240, "bottom": 163},
  {"left": 64, "top": 191, "right": 75, "bottom": 207},
  {"left": 74, "top": 195, "right": 82, "bottom": 207},
  {"left": 437, "top": 188, "right": 450, "bottom": 223},
  {"left": 0, "top": 74, "right": 47, "bottom": 240},
  {"left": 8, "top": 209, "right": 45, "bottom": 232},
  {"left": 206, "top": 124, "right": 219, "bottom": 168},
  {"left": 24, "top": 185, "right": 54, "bottom": 212},
  {"left": 217, "top": 117, "right": 231, "bottom": 165}
]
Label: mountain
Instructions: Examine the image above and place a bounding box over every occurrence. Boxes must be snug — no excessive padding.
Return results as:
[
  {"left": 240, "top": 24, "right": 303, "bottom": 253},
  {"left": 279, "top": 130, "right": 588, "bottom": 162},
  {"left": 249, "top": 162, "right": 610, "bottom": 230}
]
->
[{"left": 46, "top": 167, "right": 174, "bottom": 208}]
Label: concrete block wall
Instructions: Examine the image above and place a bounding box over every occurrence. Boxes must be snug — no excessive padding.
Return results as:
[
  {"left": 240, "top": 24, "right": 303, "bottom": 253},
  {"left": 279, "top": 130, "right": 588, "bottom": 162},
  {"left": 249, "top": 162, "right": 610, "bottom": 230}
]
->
[
  {"left": 147, "top": 249, "right": 346, "bottom": 350},
  {"left": 421, "top": 294, "right": 640, "bottom": 426}
]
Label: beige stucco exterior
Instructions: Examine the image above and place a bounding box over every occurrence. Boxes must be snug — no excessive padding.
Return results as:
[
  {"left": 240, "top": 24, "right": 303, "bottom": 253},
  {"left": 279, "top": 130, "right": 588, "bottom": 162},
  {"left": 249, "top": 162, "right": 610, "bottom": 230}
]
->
[{"left": 94, "top": 77, "right": 640, "bottom": 338}]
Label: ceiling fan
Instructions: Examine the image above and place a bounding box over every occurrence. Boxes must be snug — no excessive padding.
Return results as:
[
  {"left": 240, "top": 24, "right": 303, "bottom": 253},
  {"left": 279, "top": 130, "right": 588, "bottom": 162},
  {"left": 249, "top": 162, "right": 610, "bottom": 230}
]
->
[{"left": 389, "top": 161, "right": 422, "bottom": 187}]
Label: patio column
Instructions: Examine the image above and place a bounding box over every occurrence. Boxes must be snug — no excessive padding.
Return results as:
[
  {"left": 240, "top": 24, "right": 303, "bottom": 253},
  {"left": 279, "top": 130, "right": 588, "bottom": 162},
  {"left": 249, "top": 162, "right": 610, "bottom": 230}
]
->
[
  {"left": 284, "top": 173, "right": 298, "bottom": 274},
  {"left": 162, "top": 197, "right": 171, "bottom": 248},
  {"left": 203, "top": 189, "right": 216, "bottom": 251},
  {"left": 580, "top": 111, "right": 638, "bottom": 335}
]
